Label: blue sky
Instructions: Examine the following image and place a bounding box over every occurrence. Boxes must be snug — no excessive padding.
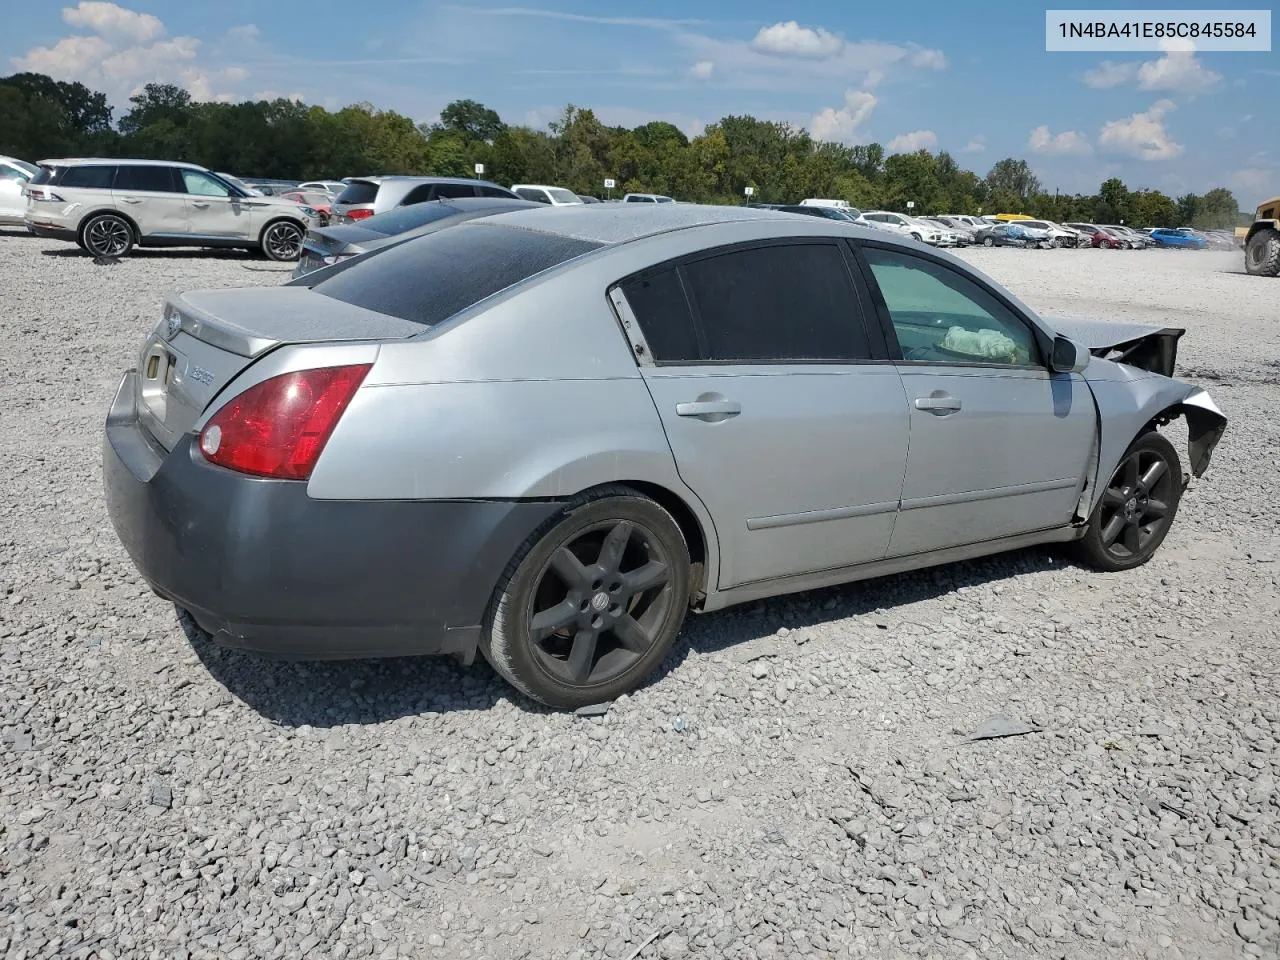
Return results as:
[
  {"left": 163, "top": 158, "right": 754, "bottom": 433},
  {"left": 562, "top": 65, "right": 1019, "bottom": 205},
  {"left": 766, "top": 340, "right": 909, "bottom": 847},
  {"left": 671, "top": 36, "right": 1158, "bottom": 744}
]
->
[{"left": 4, "top": 1, "right": 1277, "bottom": 201}]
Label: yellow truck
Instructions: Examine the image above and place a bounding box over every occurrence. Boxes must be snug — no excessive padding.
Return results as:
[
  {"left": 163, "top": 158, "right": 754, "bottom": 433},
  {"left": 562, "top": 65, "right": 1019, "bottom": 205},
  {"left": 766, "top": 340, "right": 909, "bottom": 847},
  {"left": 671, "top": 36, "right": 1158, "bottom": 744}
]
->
[{"left": 1245, "top": 195, "right": 1280, "bottom": 276}]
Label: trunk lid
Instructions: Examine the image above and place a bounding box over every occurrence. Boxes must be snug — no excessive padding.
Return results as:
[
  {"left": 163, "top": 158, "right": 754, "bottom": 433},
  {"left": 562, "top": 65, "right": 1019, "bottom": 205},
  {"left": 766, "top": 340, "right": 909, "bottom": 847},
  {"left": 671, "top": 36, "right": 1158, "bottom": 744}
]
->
[{"left": 135, "top": 287, "right": 423, "bottom": 450}]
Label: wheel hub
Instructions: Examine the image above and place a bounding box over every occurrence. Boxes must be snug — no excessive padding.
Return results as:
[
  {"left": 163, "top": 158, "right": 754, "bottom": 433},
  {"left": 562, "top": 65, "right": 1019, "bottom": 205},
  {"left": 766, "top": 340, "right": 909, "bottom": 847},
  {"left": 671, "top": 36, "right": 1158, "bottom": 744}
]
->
[{"left": 590, "top": 591, "right": 610, "bottom": 612}]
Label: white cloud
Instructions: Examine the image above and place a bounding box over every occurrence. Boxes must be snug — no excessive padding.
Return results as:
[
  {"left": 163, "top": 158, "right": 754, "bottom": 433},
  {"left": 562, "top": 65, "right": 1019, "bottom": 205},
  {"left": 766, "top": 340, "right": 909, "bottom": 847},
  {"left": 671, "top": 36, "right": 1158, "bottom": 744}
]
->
[
  {"left": 226, "top": 24, "right": 261, "bottom": 43},
  {"left": 1027, "top": 125, "right": 1091, "bottom": 156},
  {"left": 689, "top": 60, "right": 714, "bottom": 80},
  {"left": 62, "top": 1, "right": 162, "bottom": 44},
  {"left": 1227, "top": 167, "right": 1275, "bottom": 199},
  {"left": 1098, "top": 99, "right": 1183, "bottom": 160},
  {"left": 887, "top": 129, "right": 937, "bottom": 153},
  {"left": 908, "top": 45, "right": 947, "bottom": 70},
  {"left": 960, "top": 135, "right": 986, "bottom": 154},
  {"left": 10, "top": 3, "right": 248, "bottom": 105},
  {"left": 751, "top": 21, "right": 846, "bottom": 60},
  {"left": 1138, "top": 49, "right": 1221, "bottom": 93},
  {"left": 1083, "top": 60, "right": 1136, "bottom": 88},
  {"left": 809, "top": 89, "right": 877, "bottom": 143}
]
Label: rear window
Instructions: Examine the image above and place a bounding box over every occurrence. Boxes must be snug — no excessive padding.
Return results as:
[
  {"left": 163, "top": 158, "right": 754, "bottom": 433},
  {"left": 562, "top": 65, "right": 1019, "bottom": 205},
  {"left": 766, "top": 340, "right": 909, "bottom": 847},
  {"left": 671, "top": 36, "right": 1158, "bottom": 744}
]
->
[
  {"left": 359, "top": 201, "right": 463, "bottom": 236},
  {"left": 59, "top": 165, "right": 116, "bottom": 189},
  {"left": 335, "top": 180, "right": 379, "bottom": 205},
  {"left": 312, "top": 223, "right": 602, "bottom": 326},
  {"left": 115, "top": 165, "right": 177, "bottom": 192}
]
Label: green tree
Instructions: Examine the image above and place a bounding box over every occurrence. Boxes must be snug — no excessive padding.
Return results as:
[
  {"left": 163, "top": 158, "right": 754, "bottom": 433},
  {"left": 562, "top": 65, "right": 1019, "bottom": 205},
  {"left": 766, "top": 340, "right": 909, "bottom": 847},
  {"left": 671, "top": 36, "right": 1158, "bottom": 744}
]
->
[
  {"left": 985, "top": 158, "right": 1041, "bottom": 204},
  {"left": 435, "top": 99, "right": 506, "bottom": 143},
  {"left": 119, "top": 83, "right": 193, "bottom": 137},
  {"left": 1192, "top": 187, "right": 1239, "bottom": 230},
  {"left": 1095, "top": 177, "right": 1132, "bottom": 224}
]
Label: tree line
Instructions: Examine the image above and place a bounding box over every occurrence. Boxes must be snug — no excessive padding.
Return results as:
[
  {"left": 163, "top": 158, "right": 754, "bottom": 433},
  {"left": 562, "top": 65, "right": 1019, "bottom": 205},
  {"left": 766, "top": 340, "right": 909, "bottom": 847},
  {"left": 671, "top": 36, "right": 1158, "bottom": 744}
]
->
[{"left": 0, "top": 71, "right": 1245, "bottom": 230}]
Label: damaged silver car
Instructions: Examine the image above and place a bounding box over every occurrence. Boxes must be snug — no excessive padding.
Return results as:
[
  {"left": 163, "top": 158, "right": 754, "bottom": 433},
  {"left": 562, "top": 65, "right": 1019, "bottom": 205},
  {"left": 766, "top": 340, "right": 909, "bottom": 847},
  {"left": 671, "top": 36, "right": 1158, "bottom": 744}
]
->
[{"left": 102, "top": 205, "right": 1227, "bottom": 708}]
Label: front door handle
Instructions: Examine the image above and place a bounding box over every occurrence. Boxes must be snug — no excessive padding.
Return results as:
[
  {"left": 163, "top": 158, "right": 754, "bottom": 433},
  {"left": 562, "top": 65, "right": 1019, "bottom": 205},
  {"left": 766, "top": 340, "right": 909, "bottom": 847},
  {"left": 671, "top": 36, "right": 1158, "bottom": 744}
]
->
[
  {"left": 676, "top": 398, "right": 741, "bottom": 421},
  {"left": 914, "top": 395, "right": 962, "bottom": 414},
  {"left": 191, "top": 201, "right": 209, "bottom": 208},
  {"left": 120, "top": 197, "right": 142, "bottom": 204}
]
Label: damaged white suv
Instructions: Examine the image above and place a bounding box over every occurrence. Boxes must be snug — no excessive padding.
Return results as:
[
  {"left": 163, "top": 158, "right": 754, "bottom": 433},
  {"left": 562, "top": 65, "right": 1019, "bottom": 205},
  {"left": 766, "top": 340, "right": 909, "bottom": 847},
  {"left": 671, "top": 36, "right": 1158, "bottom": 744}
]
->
[{"left": 24, "top": 158, "right": 320, "bottom": 260}]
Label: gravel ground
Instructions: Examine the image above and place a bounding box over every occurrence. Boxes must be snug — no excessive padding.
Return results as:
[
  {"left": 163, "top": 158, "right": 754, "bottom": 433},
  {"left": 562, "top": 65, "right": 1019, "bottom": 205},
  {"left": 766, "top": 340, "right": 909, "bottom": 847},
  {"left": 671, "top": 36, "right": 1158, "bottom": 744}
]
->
[{"left": 1, "top": 233, "right": 1277, "bottom": 960}]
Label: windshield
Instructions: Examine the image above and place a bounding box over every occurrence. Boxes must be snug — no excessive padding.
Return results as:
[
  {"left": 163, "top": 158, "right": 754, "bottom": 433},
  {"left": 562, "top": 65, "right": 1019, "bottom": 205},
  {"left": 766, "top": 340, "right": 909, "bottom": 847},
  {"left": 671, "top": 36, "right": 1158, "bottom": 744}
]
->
[{"left": 547, "top": 187, "right": 582, "bottom": 204}]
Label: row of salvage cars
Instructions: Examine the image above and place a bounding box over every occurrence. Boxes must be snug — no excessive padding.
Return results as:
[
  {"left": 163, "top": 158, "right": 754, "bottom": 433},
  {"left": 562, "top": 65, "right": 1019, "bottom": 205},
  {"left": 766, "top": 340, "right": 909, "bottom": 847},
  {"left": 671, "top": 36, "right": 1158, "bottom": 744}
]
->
[{"left": 104, "top": 202, "right": 1227, "bottom": 707}]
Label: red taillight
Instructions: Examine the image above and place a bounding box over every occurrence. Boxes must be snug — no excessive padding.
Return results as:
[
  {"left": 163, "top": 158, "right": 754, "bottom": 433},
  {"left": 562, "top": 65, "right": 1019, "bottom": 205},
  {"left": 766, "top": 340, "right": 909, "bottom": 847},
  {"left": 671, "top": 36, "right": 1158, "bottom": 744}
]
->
[
  {"left": 198, "top": 364, "right": 372, "bottom": 480},
  {"left": 345, "top": 209, "right": 373, "bottom": 221}
]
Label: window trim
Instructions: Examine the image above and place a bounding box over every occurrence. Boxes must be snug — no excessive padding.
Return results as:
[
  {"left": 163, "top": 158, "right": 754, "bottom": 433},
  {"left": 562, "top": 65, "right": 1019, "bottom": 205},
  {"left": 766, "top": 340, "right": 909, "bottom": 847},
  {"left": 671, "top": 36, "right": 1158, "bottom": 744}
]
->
[
  {"left": 608, "top": 237, "right": 890, "bottom": 368},
  {"left": 849, "top": 238, "right": 1051, "bottom": 370}
]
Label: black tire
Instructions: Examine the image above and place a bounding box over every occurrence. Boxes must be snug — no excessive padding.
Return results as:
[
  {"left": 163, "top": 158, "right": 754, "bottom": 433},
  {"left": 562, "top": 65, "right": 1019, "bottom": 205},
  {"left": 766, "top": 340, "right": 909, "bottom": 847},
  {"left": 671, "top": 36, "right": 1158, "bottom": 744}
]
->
[
  {"left": 1245, "top": 228, "right": 1280, "bottom": 277},
  {"left": 910, "top": 232, "right": 922, "bottom": 242},
  {"left": 482, "top": 486, "right": 691, "bottom": 708},
  {"left": 982, "top": 237, "right": 994, "bottom": 247},
  {"left": 80, "top": 213, "right": 134, "bottom": 258},
  {"left": 260, "top": 219, "right": 305, "bottom": 261},
  {"left": 1073, "top": 431, "right": 1183, "bottom": 572}
]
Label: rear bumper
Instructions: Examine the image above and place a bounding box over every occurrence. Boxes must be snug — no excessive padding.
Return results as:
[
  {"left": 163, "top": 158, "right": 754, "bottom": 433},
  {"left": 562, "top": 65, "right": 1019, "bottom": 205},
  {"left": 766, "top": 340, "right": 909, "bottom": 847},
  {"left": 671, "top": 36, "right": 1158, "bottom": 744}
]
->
[
  {"left": 26, "top": 222, "right": 77, "bottom": 242},
  {"left": 103, "top": 371, "right": 562, "bottom": 661}
]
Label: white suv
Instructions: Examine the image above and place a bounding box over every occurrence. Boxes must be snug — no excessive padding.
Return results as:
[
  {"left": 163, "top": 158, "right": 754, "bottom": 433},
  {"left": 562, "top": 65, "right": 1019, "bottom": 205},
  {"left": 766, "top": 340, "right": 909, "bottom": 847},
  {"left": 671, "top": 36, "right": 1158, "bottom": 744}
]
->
[
  {"left": 861, "top": 211, "right": 943, "bottom": 245},
  {"left": 24, "top": 158, "right": 320, "bottom": 260},
  {"left": 511, "top": 184, "right": 584, "bottom": 206}
]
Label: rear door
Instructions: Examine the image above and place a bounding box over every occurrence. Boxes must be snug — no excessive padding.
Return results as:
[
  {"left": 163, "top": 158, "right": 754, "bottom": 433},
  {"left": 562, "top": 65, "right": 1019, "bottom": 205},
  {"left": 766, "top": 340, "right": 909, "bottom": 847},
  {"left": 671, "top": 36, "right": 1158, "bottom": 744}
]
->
[
  {"left": 177, "top": 168, "right": 253, "bottom": 238},
  {"left": 614, "top": 240, "right": 909, "bottom": 589},
  {"left": 112, "top": 165, "right": 189, "bottom": 237},
  {"left": 855, "top": 242, "right": 1096, "bottom": 557}
]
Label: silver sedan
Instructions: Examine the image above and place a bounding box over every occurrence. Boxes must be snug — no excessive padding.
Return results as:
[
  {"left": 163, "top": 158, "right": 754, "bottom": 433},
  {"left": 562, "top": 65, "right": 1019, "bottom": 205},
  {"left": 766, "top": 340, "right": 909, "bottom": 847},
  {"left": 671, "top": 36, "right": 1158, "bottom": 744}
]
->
[{"left": 103, "top": 205, "right": 1227, "bottom": 708}]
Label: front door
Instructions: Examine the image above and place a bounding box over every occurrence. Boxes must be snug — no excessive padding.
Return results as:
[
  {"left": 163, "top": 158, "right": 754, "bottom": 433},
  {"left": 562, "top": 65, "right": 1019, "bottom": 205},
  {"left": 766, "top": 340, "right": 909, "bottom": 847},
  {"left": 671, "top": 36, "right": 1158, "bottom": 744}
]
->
[
  {"left": 111, "top": 164, "right": 189, "bottom": 238},
  {"left": 178, "top": 169, "right": 254, "bottom": 239},
  {"left": 614, "top": 240, "right": 910, "bottom": 588},
  {"left": 857, "top": 244, "right": 1097, "bottom": 557}
]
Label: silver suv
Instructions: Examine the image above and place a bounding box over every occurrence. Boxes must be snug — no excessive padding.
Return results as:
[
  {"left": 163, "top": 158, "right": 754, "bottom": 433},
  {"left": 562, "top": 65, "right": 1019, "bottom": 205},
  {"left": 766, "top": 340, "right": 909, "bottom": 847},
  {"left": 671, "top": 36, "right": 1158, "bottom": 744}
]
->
[
  {"left": 24, "top": 158, "right": 320, "bottom": 260},
  {"left": 330, "top": 176, "right": 517, "bottom": 224}
]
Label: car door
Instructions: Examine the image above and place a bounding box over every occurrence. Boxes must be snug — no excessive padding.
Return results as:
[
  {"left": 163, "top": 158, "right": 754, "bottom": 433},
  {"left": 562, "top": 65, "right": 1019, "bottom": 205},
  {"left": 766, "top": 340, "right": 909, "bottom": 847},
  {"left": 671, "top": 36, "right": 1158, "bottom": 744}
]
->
[
  {"left": 177, "top": 168, "right": 252, "bottom": 238},
  {"left": 856, "top": 243, "right": 1096, "bottom": 557},
  {"left": 0, "top": 163, "right": 31, "bottom": 221},
  {"left": 111, "top": 165, "right": 189, "bottom": 237},
  {"left": 612, "top": 240, "right": 910, "bottom": 589}
]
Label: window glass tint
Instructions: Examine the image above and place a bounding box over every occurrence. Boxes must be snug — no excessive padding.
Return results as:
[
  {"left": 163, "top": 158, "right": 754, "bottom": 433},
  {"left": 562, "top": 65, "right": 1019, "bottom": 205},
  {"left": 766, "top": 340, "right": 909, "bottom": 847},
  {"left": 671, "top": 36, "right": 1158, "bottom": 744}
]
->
[
  {"left": 115, "top": 165, "right": 176, "bottom": 192},
  {"left": 433, "top": 183, "right": 477, "bottom": 200},
  {"left": 863, "top": 247, "right": 1039, "bottom": 366},
  {"left": 313, "top": 223, "right": 601, "bottom": 326},
  {"left": 515, "top": 187, "right": 549, "bottom": 203},
  {"left": 546, "top": 188, "right": 581, "bottom": 204},
  {"left": 680, "top": 243, "right": 871, "bottom": 362},
  {"left": 0, "top": 166, "right": 28, "bottom": 182},
  {"left": 477, "top": 184, "right": 514, "bottom": 198},
  {"left": 181, "top": 170, "right": 231, "bottom": 197},
  {"left": 361, "top": 201, "right": 460, "bottom": 236},
  {"left": 59, "top": 165, "right": 116, "bottom": 189},
  {"left": 335, "top": 180, "right": 378, "bottom": 205},
  {"left": 399, "top": 184, "right": 436, "bottom": 205},
  {"left": 619, "top": 268, "right": 698, "bottom": 363}
]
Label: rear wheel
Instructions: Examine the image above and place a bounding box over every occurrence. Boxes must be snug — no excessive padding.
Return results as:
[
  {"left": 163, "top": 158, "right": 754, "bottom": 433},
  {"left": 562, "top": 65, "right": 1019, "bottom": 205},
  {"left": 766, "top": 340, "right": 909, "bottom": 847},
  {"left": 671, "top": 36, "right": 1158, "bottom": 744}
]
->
[
  {"left": 1245, "top": 228, "right": 1280, "bottom": 277},
  {"left": 482, "top": 488, "right": 691, "bottom": 708},
  {"left": 260, "top": 219, "right": 304, "bottom": 261},
  {"left": 1074, "top": 431, "right": 1182, "bottom": 572},
  {"left": 982, "top": 237, "right": 994, "bottom": 247},
  {"left": 80, "top": 214, "right": 134, "bottom": 258}
]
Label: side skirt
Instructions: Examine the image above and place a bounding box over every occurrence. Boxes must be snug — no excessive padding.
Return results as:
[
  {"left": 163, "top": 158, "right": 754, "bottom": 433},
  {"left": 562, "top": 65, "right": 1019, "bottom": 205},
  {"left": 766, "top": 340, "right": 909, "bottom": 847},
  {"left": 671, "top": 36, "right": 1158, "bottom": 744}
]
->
[{"left": 700, "top": 524, "right": 1083, "bottom": 613}]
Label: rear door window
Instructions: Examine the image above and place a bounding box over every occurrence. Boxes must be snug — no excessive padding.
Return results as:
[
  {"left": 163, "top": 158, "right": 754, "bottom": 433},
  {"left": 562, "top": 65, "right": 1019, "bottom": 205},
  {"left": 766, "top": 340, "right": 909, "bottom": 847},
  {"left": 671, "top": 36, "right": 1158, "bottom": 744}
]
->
[
  {"left": 335, "top": 180, "right": 379, "bottom": 205},
  {"left": 618, "top": 268, "right": 699, "bottom": 364},
  {"left": 433, "top": 183, "right": 478, "bottom": 200},
  {"left": 477, "top": 184, "right": 514, "bottom": 198},
  {"left": 59, "top": 165, "right": 116, "bottom": 189},
  {"left": 312, "top": 222, "right": 602, "bottom": 326},
  {"left": 115, "top": 165, "right": 178, "bottom": 192}
]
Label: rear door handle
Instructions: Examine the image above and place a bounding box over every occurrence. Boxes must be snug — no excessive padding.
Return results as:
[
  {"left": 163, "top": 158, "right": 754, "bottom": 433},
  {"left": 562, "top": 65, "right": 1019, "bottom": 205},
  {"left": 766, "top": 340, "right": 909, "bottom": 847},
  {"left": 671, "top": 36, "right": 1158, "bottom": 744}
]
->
[
  {"left": 914, "top": 395, "right": 962, "bottom": 414},
  {"left": 120, "top": 197, "right": 142, "bottom": 204},
  {"left": 676, "top": 399, "right": 741, "bottom": 421}
]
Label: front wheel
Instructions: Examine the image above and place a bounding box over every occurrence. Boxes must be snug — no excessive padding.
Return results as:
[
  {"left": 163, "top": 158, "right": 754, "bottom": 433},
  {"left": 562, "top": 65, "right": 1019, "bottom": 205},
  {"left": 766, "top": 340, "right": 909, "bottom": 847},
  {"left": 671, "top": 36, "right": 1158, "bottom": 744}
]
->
[
  {"left": 1073, "top": 431, "right": 1183, "bottom": 572},
  {"left": 482, "top": 488, "right": 691, "bottom": 708},
  {"left": 260, "top": 219, "right": 304, "bottom": 261},
  {"left": 1245, "top": 228, "right": 1280, "bottom": 277},
  {"left": 982, "top": 237, "right": 994, "bottom": 247},
  {"left": 81, "top": 214, "right": 134, "bottom": 258}
]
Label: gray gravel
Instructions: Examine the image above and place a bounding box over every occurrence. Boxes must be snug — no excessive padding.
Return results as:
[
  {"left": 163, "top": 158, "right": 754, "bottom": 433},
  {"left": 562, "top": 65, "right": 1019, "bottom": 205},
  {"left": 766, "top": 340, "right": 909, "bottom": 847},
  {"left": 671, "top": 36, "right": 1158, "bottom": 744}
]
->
[{"left": 1, "top": 234, "right": 1277, "bottom": 960}]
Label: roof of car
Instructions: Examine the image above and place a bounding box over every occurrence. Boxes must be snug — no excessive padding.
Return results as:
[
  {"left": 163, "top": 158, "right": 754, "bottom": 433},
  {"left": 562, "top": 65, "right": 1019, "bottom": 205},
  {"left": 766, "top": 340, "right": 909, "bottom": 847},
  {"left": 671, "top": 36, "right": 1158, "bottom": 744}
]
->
[
  {"left": 477, "top": 202, "right": 866, "bottom": 245},
  {"left": 347, "top": 175, "right": 496, "bottom": 185},
  {"left": 37, "top": 157, "right": 206, "bottom": 169}
]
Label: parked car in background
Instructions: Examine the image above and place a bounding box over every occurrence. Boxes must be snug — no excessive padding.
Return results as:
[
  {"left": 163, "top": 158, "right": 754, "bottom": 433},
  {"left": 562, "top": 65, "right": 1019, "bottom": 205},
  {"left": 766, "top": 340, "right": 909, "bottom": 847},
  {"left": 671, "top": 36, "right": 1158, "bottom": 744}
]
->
[
  {"left": 862, "top": 211, "right": 943, "bottom": 244},
  {"left": 1064, "top": 223, "right": 1126, "bottom": 249},
  {"left": 0, "top": 155, "right": 39, "bottom": 225},
  {"left": 1148, "top": 228, "right": 1208, "bottom": 249},
  {"left": 298, "top": 180, "right": 347, "bottom": 197},
  {"left": 1014, "top": 219, "right": 1081, "bottom": 248},
  {"left": 577, "top": 194, "right": 603, "bottom": 204},
  {"left": 280, "top": 190, "right": 335, "bottom": 224},
  {"left": 994, "top": 213, "right": 1034, "bottom": 222},
  {"left": 240, "top": 178, "right": 301, "bottom": 196},
  {"left": 1099, "top": 225, "right": 1148, "bottom": 249},
  {"left": 292, "top": 196, "right": 541, "bottom": 279},
  {"left": 217, "top": 173, "right": 264, "bottom": 196},
  {"left": 622, "top": 193, "right": 675, "bottom": 203},
  {"left": 24, "top": 158, "right": 319, "bottom": 260},
  {"left": 511, "top": 184, "right": 585, "bottom": 206},
  {"left": 102, "top": 203, "right": 1225, "bottom": 707},
  {"left": 920, "top": 218, "right": 972, "bottom": 247},
  {"left": 1174, "top": 227, "right": 1233, "bottom": 250},
  {"left": 973, "top": 223, "right": 1030, "bottom": 247},
  {"left": 799, "top": 198, "right": 853, "bottom": 210},
  {"left": 331, "top": 176, "right": 518, "bottom": 223}
]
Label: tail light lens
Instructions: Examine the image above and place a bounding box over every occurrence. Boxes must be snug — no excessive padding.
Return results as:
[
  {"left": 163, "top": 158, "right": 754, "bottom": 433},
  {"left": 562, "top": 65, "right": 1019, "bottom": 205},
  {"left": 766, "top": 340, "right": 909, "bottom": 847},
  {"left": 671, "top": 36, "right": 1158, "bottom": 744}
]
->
[
  {"left": 26, "top": 186, "right": 63, "bottom": 202},
  {"left": 198, "top": 364, "right": 372, "bottom": 480},
  {"left": 345, "top": 208, "right": 374, "bottom": 221}
]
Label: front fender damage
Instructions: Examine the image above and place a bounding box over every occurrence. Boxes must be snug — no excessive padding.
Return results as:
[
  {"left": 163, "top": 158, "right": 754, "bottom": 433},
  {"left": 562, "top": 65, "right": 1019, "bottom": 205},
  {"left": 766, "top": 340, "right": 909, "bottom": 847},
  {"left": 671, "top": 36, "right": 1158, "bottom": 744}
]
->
[{"left": 1152, "top": 388, "right": 1227, "bottom": 478}]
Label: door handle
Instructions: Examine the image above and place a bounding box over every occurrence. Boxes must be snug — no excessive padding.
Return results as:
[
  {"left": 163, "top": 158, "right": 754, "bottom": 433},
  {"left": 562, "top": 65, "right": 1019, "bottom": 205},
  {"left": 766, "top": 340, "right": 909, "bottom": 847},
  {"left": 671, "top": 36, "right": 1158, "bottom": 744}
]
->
[
  {"left": 914, "top": 395, "right": 962, "bottom": 414},
  {"left": 120, "top": 197, "right": 142, "bottom": 204},
  {"left": 676, "top": 399, "right": 741, "bottom": 421},
  {"left": 191, "top": 201, "right": 209, "bottom": 208}
]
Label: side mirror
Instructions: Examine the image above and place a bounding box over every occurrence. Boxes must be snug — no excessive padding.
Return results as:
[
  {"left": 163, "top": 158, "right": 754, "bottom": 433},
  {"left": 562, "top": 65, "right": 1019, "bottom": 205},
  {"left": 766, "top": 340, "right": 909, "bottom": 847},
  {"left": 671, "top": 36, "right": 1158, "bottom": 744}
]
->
[{"left": 1050, "top": 335, "right": 1089, "bottom": 374}]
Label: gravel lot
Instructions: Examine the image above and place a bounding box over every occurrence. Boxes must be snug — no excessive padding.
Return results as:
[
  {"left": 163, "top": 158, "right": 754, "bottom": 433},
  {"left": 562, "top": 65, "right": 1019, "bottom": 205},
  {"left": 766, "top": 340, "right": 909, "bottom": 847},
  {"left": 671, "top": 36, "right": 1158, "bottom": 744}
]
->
[{"left": 1, "top": 232, "right": 1277, "bottom": 960}]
